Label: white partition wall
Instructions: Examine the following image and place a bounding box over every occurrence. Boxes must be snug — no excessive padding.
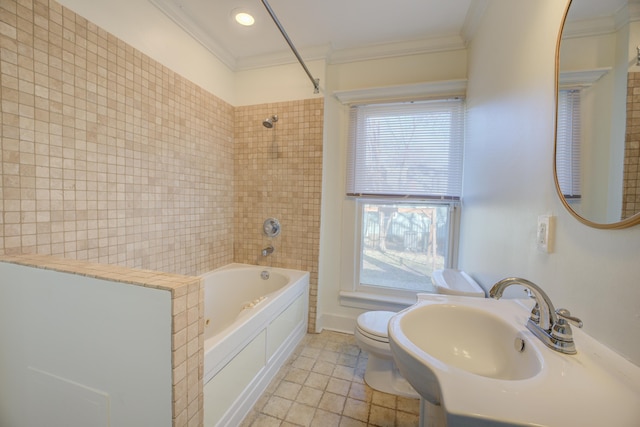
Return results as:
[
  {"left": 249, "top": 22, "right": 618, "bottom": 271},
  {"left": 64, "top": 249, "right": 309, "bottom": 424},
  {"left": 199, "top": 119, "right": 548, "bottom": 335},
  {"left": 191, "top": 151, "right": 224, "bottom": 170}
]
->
[{"left": 0, "top": 262, "right": 174, "bottom": 427}]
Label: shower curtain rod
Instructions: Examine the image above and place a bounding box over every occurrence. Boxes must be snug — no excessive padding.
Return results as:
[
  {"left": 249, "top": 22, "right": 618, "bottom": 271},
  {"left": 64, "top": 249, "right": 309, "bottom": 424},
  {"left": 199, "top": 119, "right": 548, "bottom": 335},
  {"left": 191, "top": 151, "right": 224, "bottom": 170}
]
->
[{"left": 261, "top": 0, "right": 320, "bottom": 94}]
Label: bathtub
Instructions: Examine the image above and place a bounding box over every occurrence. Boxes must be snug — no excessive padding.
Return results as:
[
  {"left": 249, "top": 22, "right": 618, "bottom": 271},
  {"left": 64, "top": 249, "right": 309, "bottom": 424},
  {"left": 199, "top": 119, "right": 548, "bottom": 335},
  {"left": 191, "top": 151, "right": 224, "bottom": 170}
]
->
[{"left": 202, "top": 263, "right": 309, "bottom": 427}]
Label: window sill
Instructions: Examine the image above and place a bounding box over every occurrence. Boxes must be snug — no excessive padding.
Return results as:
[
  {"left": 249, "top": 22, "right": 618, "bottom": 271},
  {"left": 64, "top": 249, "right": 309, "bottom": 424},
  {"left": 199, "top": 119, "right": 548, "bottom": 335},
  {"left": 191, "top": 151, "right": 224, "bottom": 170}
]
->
[{"left": 339, "top": 290, "right": 419, "bottom": 312}]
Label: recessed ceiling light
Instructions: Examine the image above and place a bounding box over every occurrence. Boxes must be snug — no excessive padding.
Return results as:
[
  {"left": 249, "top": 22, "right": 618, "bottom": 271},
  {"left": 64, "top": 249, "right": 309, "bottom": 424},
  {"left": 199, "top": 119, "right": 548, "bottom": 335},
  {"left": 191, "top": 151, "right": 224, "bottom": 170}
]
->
[{"left": 235, "top": 12, "right": 255, "bottom": 26}]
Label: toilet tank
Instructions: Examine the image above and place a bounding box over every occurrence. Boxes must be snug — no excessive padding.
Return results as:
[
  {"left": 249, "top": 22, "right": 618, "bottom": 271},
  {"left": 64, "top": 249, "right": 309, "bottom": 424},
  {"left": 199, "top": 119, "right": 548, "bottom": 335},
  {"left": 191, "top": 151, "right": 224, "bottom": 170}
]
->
[{"left": 431, "top": 269, "right": 485, "bottom": 298}]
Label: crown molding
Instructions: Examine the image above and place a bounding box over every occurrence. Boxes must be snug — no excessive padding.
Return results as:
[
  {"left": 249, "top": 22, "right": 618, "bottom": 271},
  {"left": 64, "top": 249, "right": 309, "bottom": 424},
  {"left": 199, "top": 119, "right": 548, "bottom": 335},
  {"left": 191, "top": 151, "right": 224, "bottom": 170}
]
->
[
  {"left": 236, "top": 35, "right": 466, "bottom": 70},
  {"left": 149, "top": 0, "right": 238, "bottom": 70},
  {"left": 235, "top": 44, "right": 331, "bottom": 70},
  {"left": 563, "top": 2, "right": 640, "bottom": 39},
  {"left": 327, "top": 35, "right": 466, "bottom": 66},
  {"left": 461, "top": 0, "right": 489, "bottom": 45},
  {"left": 562, "top": 15, "right": 617, "bottom": 38}
]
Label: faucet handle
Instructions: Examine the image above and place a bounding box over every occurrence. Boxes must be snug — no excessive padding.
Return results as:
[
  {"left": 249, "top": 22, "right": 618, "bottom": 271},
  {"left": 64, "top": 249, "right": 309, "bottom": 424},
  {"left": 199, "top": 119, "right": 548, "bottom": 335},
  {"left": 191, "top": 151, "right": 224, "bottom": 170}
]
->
[
  {"left": 556, "top": 308, "right": 583, "bottom": 328},
  {"left": 551, "top": 308, "right": 582, "bottom": 349}
]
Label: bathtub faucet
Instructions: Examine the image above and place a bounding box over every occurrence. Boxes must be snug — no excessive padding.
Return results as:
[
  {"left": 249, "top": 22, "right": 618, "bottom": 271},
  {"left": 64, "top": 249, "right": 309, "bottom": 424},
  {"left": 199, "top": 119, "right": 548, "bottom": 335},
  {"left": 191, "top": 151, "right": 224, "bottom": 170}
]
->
[{"left": 261, "top": 245, "right": 274, "bottom": 257}]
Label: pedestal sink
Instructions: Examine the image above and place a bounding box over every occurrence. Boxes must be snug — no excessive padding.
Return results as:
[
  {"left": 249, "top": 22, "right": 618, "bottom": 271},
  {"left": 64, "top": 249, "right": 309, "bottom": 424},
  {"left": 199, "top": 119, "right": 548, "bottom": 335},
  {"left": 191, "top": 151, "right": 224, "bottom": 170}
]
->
[
  {"left": 388, "top": 294, "right": 640, "bottom": 427},
  {"left": 399, "top": 304, "right": 541, "bottom": 382}
]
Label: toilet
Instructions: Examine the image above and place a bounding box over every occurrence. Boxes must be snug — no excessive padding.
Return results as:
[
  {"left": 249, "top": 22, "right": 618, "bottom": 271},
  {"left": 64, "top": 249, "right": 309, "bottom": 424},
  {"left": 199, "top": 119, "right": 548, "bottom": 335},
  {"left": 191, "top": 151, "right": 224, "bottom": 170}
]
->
[{"left": 354, "top": 269, "right": 484, "bottom": 398}]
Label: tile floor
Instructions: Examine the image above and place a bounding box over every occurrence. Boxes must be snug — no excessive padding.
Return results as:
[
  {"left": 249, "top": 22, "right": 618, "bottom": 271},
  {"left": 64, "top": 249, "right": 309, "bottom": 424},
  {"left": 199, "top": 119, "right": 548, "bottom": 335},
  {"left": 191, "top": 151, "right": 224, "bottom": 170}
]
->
[{"left": 240, "top": 330, "right": 421, "bottom": 427}]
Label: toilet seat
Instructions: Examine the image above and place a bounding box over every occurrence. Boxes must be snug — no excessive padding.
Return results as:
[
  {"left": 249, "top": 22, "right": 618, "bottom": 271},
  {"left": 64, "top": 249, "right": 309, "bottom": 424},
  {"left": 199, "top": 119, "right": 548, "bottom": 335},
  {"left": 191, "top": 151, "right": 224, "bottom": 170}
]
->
[{"left": 356, "top": 311, "right": 394, "bottom": 343}]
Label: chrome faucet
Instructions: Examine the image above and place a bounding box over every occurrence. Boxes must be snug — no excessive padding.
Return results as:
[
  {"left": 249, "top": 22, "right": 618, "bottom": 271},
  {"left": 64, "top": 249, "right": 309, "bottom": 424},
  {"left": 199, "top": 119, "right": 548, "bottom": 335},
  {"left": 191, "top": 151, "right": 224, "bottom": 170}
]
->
[
  {"left": 261, "top": 245, "right": 274, "bottom": 257},
  {"left": 489, "top": 277, "right": 583, "bottom": 355}
]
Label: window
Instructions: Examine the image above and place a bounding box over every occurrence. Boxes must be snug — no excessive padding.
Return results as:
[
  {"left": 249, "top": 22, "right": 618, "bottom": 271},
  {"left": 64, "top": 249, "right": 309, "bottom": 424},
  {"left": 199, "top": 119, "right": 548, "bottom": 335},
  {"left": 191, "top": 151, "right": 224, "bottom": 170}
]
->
[
  {"left": 347, "top": 99, "right": 464, "bottom": 295},
  {"left": 556, "top": 89, "right": 581, "bottom": 199},
  {"left": 358, "top": 199, "right": 456, "bottom": 293}
]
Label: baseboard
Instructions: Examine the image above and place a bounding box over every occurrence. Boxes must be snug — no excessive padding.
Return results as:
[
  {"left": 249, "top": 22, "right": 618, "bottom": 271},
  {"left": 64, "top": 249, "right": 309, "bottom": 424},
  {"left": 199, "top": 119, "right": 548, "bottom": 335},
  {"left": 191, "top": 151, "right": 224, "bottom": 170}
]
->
[{"left": 316, "top": 312, "right": 358, "bottom": 335}]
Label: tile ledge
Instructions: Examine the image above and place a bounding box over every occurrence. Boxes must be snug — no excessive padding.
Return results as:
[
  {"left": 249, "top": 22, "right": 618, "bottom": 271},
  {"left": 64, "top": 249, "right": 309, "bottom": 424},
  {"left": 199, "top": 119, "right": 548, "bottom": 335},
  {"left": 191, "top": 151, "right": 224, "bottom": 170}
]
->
[{"left": 0, "top": 254, "right": 199, "bottom": 292}]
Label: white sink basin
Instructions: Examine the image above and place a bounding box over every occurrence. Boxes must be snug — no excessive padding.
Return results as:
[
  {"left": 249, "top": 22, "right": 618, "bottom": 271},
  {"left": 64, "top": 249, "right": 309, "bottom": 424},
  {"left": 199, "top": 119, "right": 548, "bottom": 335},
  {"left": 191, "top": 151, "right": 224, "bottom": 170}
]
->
[
  {"left": 400, "top": 303, "right": 541, "bottom": 380},
  {"left": 388, "top": 294, "right": 640, "bottom": 427}
]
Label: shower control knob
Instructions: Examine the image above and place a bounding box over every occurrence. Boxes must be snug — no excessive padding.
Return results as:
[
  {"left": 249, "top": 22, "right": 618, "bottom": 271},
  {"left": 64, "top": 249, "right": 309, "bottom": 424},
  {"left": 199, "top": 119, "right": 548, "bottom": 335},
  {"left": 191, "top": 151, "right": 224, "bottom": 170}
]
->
[{"left": 263, "top": 218, "right": 281, "bottom": 237}]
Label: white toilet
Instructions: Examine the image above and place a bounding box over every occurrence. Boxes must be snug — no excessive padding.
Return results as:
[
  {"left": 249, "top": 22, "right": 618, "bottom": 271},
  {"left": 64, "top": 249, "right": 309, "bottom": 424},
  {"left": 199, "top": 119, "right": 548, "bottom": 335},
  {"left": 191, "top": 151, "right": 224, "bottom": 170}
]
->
[{"left": 354, "top": 269, "right": 485, "bottom": 398}]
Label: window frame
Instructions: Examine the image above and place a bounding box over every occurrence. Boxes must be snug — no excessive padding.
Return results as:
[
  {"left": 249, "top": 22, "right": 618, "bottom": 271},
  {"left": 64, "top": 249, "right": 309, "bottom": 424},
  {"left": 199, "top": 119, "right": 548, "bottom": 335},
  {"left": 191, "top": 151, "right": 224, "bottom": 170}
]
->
[
  {"left": 339, "top": 95, "right": 465, "bottom": 308},
  {"left": 352, "top": 197, "right": 461, "bottom": 300}
]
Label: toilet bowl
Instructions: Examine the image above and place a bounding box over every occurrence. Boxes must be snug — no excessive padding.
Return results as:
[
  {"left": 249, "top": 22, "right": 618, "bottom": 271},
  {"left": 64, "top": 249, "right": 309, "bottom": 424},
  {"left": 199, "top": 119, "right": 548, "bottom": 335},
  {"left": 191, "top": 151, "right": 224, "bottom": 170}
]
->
[
  {"left": 354, "top": 269, "right": 484, "bottom": 397},
  {"left": 355, "top": 310, "right": 419, "bottom": 398}
]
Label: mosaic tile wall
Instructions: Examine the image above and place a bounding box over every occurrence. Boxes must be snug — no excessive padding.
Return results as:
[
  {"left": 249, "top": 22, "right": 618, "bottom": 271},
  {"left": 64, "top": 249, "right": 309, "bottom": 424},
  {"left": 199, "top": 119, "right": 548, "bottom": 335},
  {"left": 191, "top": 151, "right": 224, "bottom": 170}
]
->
[
  {"left": 0, "top": 0, "right": 235, "bottom": 275},
  {"left": 234, "top": 99, "right": 324, "bottom": 332},
  {"left": 624, "top": 72, "right": 640, "bottom": 220}
]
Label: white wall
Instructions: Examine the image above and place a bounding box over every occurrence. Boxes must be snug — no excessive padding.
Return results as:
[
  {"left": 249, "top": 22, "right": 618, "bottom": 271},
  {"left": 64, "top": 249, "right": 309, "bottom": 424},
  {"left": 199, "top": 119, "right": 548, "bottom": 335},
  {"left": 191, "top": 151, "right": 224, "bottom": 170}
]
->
[
  {"left": 461, "top": 0, "right": 640, "bottom": 365},
  {"left": 0, "top": 263, "right": 173, "bottom": 427},
  {"left": 234, "top": 60, "right": 325, "bottom": 106}
]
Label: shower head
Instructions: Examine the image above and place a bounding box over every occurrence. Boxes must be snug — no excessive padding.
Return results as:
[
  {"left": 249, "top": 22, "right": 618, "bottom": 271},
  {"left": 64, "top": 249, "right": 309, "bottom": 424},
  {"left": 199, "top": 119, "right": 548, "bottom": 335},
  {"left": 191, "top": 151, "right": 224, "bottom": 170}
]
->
[{"left": 263, "top": 115, "right": 278, "bottom": 128}]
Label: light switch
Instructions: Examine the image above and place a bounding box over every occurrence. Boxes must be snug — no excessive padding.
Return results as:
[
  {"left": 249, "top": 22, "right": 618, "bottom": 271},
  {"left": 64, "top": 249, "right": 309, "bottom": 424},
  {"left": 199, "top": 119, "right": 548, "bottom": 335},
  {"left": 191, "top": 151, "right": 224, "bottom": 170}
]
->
[{"left": 537, "top": 215, "right": 554, "bottom": 253}]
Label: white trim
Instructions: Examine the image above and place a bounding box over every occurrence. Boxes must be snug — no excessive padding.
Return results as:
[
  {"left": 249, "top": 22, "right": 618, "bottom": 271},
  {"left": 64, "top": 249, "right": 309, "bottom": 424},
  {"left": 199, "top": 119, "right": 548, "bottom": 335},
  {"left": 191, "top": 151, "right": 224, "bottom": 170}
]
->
[
  {"left": 562, "top": 3, "right": 640, "bottom": 39},
  {"left": 317, "top": 313, "right": 358, "bottom": 335},
  {"left": 559, "top": 68, "right": 611, "bottom": 89},
  {"left": 333, "top": 80, "right": 467, "bottom": 105},
  {"left": 149, "top": 0, "right": 237, "bottom": 70},
  {"left": 236, "top": 44, "right": 332, "bottom": 71},
  {"left": 328, "top": 35, "right": 466, "bottom": 65},
  {"left": 461, "top": 0, "right": 490, "bottom": 45},
  {"left": 339, "top": 291, "right": 417, "bottom": 310}
]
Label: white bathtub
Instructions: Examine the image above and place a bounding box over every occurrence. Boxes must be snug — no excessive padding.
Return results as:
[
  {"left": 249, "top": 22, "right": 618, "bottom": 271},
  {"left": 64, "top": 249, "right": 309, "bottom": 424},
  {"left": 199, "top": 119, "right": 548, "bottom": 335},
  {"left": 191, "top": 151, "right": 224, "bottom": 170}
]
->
[{"left": 202, "top": 263, "right": 309, "bottom": 427}]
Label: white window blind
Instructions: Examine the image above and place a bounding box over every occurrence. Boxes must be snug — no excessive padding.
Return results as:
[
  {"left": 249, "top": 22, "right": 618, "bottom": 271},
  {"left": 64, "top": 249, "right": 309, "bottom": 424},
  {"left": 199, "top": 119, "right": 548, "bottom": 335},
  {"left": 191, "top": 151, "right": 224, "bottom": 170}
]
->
[
  {"left": 556, "top": 89, "right": 581, "bottom": 198},
  {"left": 347, "top": 99, "right": 465, "bottom": 199}
]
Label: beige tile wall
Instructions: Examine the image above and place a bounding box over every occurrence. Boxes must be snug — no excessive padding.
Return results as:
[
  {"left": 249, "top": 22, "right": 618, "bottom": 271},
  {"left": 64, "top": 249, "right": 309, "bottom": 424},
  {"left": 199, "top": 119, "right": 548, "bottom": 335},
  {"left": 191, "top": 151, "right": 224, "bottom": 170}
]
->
[
  {"left": 624, "top": 72, "right": 640, "bottom": 220},
  {"left": 234, "top": 100, "right": 324, "bottom": 332},
  {"left": 0, "top": 0, "right": 235, "bottom": 275}
]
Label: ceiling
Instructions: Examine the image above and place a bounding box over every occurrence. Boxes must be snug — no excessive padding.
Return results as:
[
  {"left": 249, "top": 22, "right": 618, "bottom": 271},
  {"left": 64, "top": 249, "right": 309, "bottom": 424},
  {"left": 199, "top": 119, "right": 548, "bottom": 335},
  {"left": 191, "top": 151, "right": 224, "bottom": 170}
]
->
[
  {"left": 149, "top": 0, "right": 480, "bottom": 70},
  {"left": 148, "top": 0, "right": 630, "bottom": 71}
]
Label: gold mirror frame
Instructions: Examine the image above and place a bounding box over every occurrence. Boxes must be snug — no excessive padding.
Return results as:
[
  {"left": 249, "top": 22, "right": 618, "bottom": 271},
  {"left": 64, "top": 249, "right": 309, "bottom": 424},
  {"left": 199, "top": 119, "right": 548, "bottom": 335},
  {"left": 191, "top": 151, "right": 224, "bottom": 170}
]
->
[{"left": 554, "top": 0, "right": 640, "bottom": 229}]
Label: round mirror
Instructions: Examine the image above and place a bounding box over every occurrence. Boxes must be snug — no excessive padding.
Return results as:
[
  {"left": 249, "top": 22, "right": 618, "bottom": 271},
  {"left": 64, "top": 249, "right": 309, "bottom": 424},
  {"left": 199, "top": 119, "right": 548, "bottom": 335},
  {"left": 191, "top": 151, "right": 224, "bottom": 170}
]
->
[{"left": 555, "top": 0, "right": 640, "bottom": 228}]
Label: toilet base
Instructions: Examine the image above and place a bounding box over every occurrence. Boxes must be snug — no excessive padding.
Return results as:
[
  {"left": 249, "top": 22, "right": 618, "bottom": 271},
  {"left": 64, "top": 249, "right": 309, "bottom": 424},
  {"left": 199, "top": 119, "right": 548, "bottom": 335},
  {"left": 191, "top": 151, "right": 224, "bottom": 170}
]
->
[{"left": 364, "top": 354, "right": 420, "bottom": 399}]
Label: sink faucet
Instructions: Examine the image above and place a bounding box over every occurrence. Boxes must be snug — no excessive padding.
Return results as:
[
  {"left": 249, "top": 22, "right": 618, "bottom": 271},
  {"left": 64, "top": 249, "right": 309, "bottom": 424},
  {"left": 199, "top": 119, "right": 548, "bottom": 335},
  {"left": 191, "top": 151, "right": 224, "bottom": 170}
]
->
[
  {"left": 261, "top": 245, "right": 274, "bottom": 257},
  {"left": 489, "top": 277, "right": 583, "bottom": 354}
]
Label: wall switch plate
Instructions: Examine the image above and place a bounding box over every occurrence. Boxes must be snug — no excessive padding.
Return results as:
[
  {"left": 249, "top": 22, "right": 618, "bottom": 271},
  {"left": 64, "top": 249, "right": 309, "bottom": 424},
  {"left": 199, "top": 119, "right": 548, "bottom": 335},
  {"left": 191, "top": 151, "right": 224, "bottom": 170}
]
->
[{"left": 537, "top": 215, "right": 554, "bottom": 253}]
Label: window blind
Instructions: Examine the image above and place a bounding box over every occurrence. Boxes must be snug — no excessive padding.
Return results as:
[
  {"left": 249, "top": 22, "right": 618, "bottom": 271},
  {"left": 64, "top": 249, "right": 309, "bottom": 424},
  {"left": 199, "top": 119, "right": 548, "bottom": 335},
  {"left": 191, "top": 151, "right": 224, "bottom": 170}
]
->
[
  {"left": 347, "top": 99, "right": 465, "bottom": 199},
  {"left": 556, "top": 90, "right": 581, "bottom": 198}
]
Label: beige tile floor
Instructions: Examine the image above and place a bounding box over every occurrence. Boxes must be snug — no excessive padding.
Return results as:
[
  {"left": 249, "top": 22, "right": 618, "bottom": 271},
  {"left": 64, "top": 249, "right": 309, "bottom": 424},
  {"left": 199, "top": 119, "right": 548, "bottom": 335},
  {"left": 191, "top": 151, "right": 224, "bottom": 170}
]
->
[{"left": 240, "top": 330, "right": 420, "bottom": 427}]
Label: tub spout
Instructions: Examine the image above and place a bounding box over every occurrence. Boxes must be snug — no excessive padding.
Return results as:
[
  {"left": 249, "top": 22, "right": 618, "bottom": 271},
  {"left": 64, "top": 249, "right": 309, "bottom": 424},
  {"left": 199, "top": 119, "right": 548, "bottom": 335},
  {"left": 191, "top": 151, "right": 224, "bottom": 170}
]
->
[{"left": 261, "top": 245, "right": 274, "bottom": 257}]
